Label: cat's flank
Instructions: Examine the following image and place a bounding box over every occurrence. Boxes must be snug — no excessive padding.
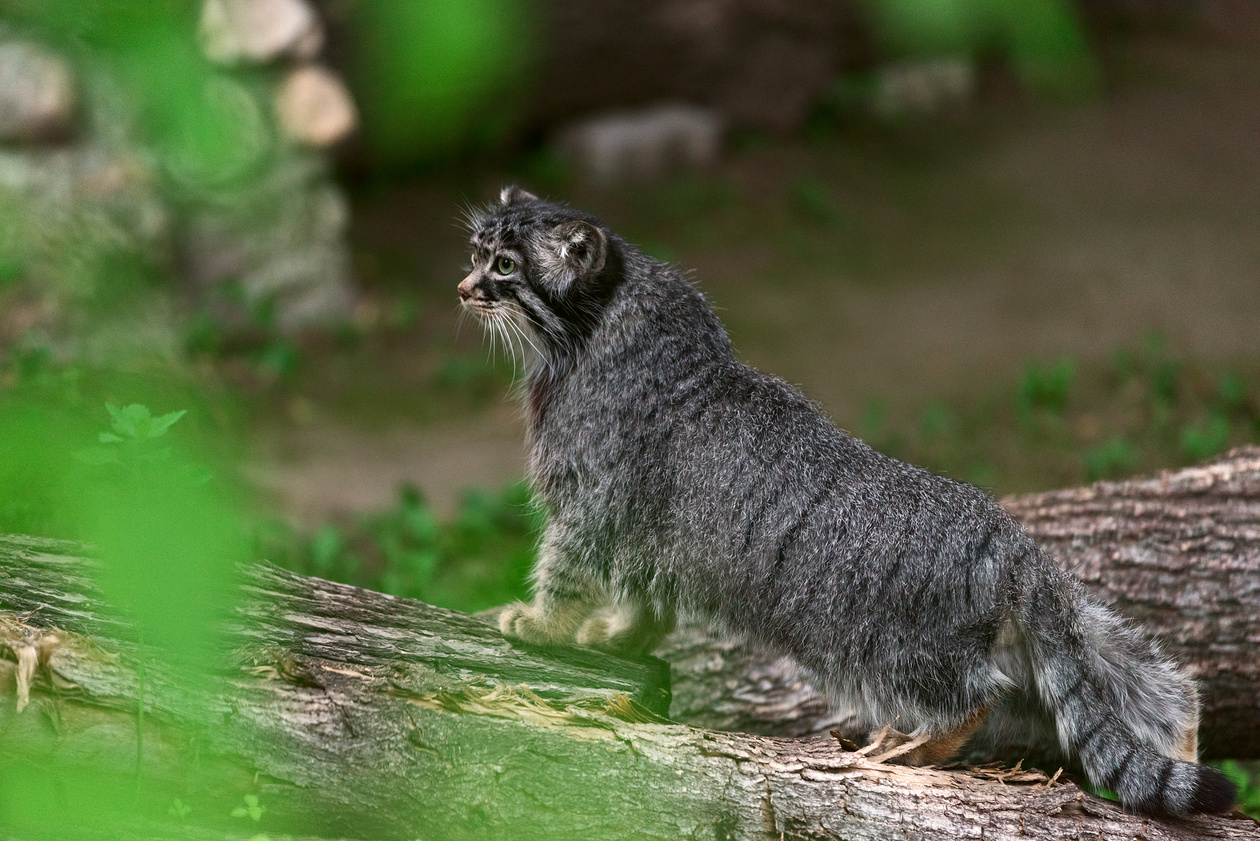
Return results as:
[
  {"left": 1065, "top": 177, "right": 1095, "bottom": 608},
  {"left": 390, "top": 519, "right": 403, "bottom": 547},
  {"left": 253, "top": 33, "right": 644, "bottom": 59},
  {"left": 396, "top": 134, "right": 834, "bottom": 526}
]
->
[{"left": 457, "top": 186, "right": 1236, "bottom": 818}]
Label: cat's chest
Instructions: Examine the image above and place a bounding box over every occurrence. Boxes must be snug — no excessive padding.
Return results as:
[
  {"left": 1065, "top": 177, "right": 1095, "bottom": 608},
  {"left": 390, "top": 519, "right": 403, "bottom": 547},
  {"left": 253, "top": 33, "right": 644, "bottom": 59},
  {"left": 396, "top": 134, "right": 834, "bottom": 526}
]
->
[{"left": 527, "top": 376, "right": 665, "bottom": 496}]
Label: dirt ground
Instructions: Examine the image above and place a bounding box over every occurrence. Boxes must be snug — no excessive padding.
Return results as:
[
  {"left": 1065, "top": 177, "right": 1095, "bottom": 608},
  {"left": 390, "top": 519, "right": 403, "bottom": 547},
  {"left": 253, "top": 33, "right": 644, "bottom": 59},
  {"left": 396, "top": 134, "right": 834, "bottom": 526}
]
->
[{"left": 251, "top": 33, "right": 1260, "bottom": 523}]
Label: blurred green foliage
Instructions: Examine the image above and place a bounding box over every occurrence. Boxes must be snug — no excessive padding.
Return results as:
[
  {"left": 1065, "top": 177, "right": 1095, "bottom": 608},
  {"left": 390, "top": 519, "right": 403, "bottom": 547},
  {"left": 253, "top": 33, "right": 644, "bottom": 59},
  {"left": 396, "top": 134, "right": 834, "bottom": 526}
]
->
[
  {"left": 864, "top": 334, "right": 1260, "bottom": 494},
  {"left": 861, "top": 0, "right": 1098, "bottom": 96},
  {"left": 1221, "top": 762, "right": 1260, "bottom": 816},
  {"left": 348, "top": 0, "right": 533, "bottom": 169},
  {"left": 1017, "top": 356, "right": 1075, "bottom": 417},
  {"left": 258, "top": 481, "right": 538, "bottom": 614},
  {"left": 1082, "top": 436, "right": 1139, "bottom": 482},
  {"left": 0, "top": 0, "right": 260, "bottom": 183},
  {"left": 0, "top": 386, "right": 248, "bottom": 671}
]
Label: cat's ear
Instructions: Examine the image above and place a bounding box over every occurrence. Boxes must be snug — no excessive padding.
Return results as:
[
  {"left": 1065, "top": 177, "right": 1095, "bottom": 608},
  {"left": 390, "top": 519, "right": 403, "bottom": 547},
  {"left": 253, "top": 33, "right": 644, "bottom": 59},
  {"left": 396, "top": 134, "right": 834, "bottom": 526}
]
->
[
  {"left": 546, "top": 220, "right": 607, "bottom": 283},
  {"left": 499, "top": 185, "right": 538, "bottom": 206}
]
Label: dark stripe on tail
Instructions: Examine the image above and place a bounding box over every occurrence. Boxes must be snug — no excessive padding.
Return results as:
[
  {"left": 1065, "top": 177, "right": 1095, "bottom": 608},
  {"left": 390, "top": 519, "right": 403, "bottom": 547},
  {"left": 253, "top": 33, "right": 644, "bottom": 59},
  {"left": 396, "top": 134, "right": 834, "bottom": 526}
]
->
[{"left": 1022, "top": 569, "right": 1237, "bottom": 817}]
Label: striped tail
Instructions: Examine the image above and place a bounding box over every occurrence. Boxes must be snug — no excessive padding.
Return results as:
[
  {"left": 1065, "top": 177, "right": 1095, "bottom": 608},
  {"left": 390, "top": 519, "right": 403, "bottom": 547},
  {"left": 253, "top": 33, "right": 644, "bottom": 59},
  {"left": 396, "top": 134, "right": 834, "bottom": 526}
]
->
[{"left": 1021, "top": 571, "right": 1236, "bottom": 817}]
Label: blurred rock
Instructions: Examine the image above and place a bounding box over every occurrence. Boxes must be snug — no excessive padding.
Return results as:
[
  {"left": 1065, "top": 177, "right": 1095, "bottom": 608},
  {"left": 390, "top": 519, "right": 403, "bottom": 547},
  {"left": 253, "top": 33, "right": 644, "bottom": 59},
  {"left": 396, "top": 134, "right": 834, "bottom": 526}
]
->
[
  {"left": 0, "top": 41, "right": 77, "bottom": 143},
  {"left": 870, "top": 58, "right": 976, "bottom": 121},
  {"left": 0, "top": 3, "right": 355, "bottom": 338},
  {"left": 556, "top": 104, "right": 722, "bottom": 183},
  {"left": 274, "top": 65, "right": 357, "bottom": 147},
  {"left": 0, "top": 147, "right": 170, "bottom": 296},
  {"left": 181, "top": 153, "right": 355, "bottom": 330},
  {"left": 199, "top": 0, "right": 324, "bottom": 65}
]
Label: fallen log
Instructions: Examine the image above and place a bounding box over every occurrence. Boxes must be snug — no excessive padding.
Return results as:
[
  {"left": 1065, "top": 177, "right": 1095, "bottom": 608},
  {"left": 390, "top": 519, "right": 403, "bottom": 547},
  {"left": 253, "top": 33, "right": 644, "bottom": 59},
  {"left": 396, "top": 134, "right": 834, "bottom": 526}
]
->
[{"left": 1, "top": 451, "right": 1258, "bottom": 840}]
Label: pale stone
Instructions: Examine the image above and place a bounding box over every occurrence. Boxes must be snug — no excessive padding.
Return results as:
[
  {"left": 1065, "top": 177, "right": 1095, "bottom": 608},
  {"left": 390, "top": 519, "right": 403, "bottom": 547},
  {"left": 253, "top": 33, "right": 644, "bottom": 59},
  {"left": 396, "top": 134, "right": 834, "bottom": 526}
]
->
[
  {"left": 871, "top": 57, "right": 976, "bottom": 120},
  {"left": 274, "top": 66, "right": 358, "bottom": 147},
  {"left": 181, "top": 153, "right": 356, "bottom": 330},
  {"left": 555, "top": 104, "right": 723, "bottom": 183},
  {"left": 0, "top": 147, "right": 171, "bottom": 298},
  {"left": 199, "top": 0, "right": 324, "bottom": 65},
  {"left": 0, "top": 41, "right": 77, "bottom": 142}
]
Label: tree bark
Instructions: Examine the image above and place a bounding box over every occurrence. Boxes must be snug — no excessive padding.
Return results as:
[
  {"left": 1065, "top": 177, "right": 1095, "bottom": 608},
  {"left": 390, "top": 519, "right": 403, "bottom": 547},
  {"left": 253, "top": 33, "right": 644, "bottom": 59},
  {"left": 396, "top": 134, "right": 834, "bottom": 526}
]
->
[{"left": 2, "top": 451, "right": 1259, "bottom": 840}]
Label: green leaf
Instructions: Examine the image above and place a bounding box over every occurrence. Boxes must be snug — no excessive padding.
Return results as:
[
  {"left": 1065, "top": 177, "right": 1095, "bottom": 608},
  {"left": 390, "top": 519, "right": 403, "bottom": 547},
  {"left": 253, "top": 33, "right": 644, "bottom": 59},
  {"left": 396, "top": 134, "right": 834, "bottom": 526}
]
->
[
  {"left": 105, "top": 403, "right": 137, "bottom": 437},
  {"left": 231, "top": 794, "right": 265, "bottom": 822},
  {"left": 147, "top": 409, "right": 187, "bottom": 438},
  {"left": 98, "top": 432, "right": 124, "bottom": 444},
  {"left": 107, "top": 403, "right": 159, "bottom": 439}
]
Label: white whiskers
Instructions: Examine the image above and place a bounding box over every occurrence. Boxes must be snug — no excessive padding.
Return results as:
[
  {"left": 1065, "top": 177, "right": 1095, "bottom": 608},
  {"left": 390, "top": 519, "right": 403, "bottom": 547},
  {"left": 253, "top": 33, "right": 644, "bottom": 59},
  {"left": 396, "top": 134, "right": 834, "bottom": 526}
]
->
[{"left": 467, "top": 302, "right": 552, "bottom": 386}]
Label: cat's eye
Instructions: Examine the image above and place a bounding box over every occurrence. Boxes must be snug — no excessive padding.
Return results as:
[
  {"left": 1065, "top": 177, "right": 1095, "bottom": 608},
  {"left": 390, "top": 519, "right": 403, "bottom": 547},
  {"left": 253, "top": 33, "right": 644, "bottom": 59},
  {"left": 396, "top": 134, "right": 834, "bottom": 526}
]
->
[{"left": 495, "top": 256, "right": 516, "bottom": 275}]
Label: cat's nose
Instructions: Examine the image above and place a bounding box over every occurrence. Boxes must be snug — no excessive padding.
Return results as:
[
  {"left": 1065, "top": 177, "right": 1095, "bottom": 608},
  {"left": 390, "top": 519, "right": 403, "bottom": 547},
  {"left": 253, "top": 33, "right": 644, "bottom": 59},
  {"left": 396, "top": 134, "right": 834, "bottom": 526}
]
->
[{"left": 457, "top": 275, "right": 477, "bottom": 301}]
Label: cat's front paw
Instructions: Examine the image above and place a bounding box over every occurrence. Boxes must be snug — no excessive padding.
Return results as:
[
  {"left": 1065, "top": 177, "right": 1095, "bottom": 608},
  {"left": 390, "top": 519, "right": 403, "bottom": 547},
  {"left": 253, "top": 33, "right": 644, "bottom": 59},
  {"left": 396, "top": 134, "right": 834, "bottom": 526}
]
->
[
  {"left": 499, "top": 602, "right": 553, "bottom": 644},
  {"left": 575, "top": 613, "right": 614, "bottom": 649},
  {"left": 576, "top": 610, "right": 653, "bottom": 656}
]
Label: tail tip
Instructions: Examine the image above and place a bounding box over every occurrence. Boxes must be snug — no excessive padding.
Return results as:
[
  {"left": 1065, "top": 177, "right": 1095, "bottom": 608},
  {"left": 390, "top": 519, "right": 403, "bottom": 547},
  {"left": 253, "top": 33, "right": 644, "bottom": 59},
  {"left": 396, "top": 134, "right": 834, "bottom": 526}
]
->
[
  {"left": 1190, "top": 766, "right": 1238, "bottom": 815},
  {"left": 1130, "top": 764, "right": 1237, "bottom": 818}
]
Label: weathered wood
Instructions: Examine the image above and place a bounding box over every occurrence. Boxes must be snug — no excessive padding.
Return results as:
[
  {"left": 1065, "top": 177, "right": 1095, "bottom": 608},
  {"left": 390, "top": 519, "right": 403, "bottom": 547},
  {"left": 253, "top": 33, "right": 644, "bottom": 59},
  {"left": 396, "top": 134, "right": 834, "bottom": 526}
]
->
[
  {"left": 1, "top": 452, "right": 1259, "bottom": 839},
  {"left": 665, "top": 447, "right": 1260, "bottom": 760}
]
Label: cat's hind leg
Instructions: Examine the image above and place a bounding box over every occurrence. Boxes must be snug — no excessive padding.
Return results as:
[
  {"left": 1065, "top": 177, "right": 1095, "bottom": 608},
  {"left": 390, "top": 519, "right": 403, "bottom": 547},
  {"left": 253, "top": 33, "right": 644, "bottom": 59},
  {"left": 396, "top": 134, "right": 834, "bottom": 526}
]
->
[{"left": 866, "top": 708, "right": 989, "bottom": 766}]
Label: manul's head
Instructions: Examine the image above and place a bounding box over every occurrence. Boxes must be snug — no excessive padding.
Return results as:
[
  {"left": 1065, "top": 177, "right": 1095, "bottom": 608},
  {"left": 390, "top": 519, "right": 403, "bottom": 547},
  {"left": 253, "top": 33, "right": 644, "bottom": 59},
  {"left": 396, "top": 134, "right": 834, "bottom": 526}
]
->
[{"left": 459, "top": 187, "right": 617, "bottom": 365}]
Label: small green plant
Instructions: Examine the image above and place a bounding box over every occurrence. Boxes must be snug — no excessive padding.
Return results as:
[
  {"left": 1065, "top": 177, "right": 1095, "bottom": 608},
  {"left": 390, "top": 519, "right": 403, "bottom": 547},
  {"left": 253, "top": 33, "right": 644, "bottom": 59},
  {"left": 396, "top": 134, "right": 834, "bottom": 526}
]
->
[
  {"left": 77, "top": 402, "right": 184, "bottom": 465},
  {"left": 1217, "top": 761, "right": 1260, "bottom": 817},
  {"left": 1017, "top": 357, "right": 1075, "bottom": 416},
  {"left": 1180, "top": 414, "right": 1229, "bottom": 462},
  {"left": 75, "top": 403, "right": 210, "bottom": 484},
  {"left": 184, "top": 283, "right": 301, "bottom": 382},
  {"left": 168, "top": 798, "right": 192, "bottom": 819},
  {"left": 100, "top": 402, "right": 185, "bottom": 442},
  {"left": 1217, "top": 372, "right": 1249, "bottom": 413},
  {"left": 1083, "top": 437, "right": 1139, "bottom": 481},
  {"left": 231, "top": 794, "right": 266, "bottom": 822},
  {"left": 257, "top": 481, "right": 538, "bottom": 614}
]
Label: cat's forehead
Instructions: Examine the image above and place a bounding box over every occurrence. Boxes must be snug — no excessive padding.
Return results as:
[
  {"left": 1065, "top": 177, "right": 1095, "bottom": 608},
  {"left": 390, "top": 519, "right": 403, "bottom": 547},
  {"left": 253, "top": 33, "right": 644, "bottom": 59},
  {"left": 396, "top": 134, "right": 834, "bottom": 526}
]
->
[
  {"left": 468, "top": 220, "right": 505, "bottom": 250},
  {"left": 468, "top": 198, "right": 601, "bottom": 248},
  {"left": 468, "top": 207, "right": 535, "bottom": 249}
]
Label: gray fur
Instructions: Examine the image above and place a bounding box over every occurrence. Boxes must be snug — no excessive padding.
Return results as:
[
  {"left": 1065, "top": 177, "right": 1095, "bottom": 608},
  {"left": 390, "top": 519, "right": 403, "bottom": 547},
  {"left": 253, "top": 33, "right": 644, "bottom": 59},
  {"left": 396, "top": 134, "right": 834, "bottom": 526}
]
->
[{"left": 460, "top": 190, "right": 1236, "bottom": 818}]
